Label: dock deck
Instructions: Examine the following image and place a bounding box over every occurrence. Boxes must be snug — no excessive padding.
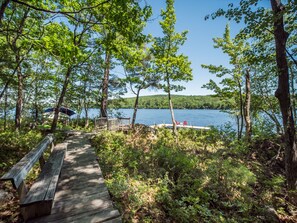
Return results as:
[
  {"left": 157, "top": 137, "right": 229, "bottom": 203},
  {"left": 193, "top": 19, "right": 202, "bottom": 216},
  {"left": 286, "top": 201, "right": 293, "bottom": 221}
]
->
[
  {"left": 30, "top": 132, "right": 121, "bottom": 223},
  {"left": 150, "top": 124, "right": 211, "bottom": 130}
]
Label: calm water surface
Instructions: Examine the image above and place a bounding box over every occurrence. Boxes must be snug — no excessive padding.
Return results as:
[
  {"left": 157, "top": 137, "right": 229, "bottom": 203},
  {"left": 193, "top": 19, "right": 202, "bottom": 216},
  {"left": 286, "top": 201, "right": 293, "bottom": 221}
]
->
[{"left": 80, "top": 109, "right": 236, "bottom": 128}]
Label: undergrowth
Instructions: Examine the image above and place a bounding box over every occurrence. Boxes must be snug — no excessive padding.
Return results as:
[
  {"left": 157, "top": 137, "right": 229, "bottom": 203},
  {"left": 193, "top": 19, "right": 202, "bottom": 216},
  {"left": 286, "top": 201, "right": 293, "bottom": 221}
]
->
[{"left": 93, "top": 127, "right": 297, "bottom": 223}]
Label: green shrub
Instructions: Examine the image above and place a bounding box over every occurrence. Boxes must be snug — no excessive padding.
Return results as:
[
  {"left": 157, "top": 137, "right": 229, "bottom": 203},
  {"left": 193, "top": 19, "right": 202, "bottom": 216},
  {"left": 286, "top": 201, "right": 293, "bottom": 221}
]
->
[
  {"left": 0, "top": 130, "right": 43, "bottom": 174},
  {"left": 92, "top": 128, "right": 293, "bottom": 222}
]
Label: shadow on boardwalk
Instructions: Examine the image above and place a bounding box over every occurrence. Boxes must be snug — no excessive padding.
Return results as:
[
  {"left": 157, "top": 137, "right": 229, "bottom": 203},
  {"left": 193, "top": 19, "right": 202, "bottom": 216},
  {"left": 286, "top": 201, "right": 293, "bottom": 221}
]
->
[{"left": 30, "top": 131, "right": 121, "bottom": 223}]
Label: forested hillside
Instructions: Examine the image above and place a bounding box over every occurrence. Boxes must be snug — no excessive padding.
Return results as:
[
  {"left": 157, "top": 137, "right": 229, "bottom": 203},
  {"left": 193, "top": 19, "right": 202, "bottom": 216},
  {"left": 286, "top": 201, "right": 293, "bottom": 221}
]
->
[{"left": 111, "top": 95, "right": 231, "bottom": 109}]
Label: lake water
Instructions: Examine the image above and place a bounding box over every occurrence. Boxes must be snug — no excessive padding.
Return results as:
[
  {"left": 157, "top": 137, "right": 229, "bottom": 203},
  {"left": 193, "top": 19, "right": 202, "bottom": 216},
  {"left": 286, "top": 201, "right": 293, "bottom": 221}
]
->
[{"left": 79, "top": 109, "right": 236, "bottom": 128}]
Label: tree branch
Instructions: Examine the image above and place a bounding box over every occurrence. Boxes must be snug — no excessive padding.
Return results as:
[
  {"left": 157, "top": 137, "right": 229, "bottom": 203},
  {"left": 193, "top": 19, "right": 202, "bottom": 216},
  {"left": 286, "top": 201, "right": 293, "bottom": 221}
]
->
[{"left": 12, "top": 0, "right": 111, "bottom": 14}]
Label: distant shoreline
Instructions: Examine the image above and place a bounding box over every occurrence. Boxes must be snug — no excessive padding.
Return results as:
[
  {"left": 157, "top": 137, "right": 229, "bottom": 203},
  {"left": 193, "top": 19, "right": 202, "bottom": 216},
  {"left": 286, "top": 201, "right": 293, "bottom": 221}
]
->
[
  {"left": 111, "top": 107, "right": 225, "bottom": 110},
  {"left": 109, "top": 94, "right": 231, "bottom": 110}
]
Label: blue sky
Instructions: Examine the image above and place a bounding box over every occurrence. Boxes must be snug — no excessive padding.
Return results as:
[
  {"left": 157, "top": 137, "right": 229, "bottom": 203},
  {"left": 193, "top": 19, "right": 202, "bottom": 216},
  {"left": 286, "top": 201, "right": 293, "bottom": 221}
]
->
[{"left": 122, "top": 0, "right": 244, "bottom": 97}]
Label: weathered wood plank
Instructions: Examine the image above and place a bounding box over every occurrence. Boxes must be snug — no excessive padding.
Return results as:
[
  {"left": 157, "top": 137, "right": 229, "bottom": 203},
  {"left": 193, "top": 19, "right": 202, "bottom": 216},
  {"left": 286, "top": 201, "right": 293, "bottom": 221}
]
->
[
  {"left": 103, "top": 216, "right": 123, "bottom": 223},
  {"left": 51, "top": 191, "right": 111, "bottom": 213},
  {"left": 30, "top": 207, "right": 120, "bottom": 223},
  {"left": 28, "top": 133, "right": 121, "bottom": 223},
  {"left": 61, "top": 162, "right": 101, "bottom": 174},
  {"left": 53, "top": 190, "right": 110, "bottom": 209},
  {"left": 29, "top": 198, "right": 115, "bottom": 222},
  {"left": 58, "top": 179, "right": 106, "bottom": 191},
  {"left": 21, "top": 143, "right": 67, "bottom": 205},
  {"left": 59, "top": 170, "right": 103, "bottom": 183},
  {"left": 16, "top": 180, "right": 28, "bottom": 201},
  {"left": 68, "top": 208, "right": 120, "bottom": 223},
  {"left": 54, "top": 185, "right": 108, "bottom": 200},
  {"left": 44, "top": 143, "right": 68, "bottom": 201},
  {"left": 0, "top": 134, "right": 54, "bottom": 189},
  {"left": 20, "top": 143, "right": 66, "bottom": 220}
]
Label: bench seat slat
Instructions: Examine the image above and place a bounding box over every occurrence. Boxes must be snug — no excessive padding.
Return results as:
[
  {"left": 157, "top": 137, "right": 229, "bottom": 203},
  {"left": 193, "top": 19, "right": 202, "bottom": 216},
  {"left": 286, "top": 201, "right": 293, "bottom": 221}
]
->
[
  {"left": 0, "top": 134, "right": 54, "bottom": 189},
  {"left": 20, "top": 143, "right": 67, "bottom": 220}
]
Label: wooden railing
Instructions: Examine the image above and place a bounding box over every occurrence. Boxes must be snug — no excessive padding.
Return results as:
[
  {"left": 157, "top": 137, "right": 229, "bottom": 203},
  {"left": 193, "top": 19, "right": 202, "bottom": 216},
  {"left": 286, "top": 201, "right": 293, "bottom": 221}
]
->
[{"left": 94, "top": 117, "right": 131, "bottom": 131}]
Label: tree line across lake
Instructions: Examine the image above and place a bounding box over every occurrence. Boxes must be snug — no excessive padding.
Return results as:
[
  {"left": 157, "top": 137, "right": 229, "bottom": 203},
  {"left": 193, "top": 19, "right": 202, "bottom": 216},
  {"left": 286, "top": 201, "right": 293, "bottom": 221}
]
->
[{"left": 110, "top": 95, "right": 231, "bottom": 110}]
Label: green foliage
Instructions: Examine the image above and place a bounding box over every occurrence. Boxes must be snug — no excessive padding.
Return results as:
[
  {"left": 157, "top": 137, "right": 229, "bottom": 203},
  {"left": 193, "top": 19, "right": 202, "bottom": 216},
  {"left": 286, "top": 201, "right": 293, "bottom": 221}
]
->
[
  {"left": 111, "top": 94, "right": 231, "bottom": 109},
  {"left": 92, "top": 129, "right": 292, "bottom": 222},
  {"left": 202, "top": 25, "right": 249, "bottom": 114},
  {"left": 152, "top": 0, "right": 192, "bottom": 93},
  {"left": 0, "top": 130, "right": 43, "bottom": 174}
]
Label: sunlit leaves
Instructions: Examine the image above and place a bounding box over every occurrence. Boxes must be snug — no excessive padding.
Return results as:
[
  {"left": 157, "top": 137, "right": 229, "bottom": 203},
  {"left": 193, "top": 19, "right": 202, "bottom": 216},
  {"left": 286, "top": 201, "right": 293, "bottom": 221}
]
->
[{"left": 152, "top": 0, "right": 192, "bottom": 92}]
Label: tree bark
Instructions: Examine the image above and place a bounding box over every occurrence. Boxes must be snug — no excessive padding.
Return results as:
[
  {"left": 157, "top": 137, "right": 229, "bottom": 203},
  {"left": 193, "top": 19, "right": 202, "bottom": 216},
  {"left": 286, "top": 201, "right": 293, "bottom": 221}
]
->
[
  {"left": 132, "top": 88, "right": 141, "bottom": 129},
  {"left": 84, "top": 105, "right": 89, "bottom": 128},
  {"left": 51, "top": 67, "right": 72, "bottom": 132},
  {"left": 15, "top": 55, "right": 22, "bottom": 131},
  {"left": 4, "top": 89, "right": 7, "bottom": 130},
  {"left": 271, "top": 0, "right": 297, "bottom": 190},
  {"left": 83, "top": 86, "right": 89, "bottom": 128},
  {"left": 244, "top": 69, "right": 252, "bottom": 139},
  {"left": 34, "top": 79, "right": 38, "bottom": 124},
  {"left": 166, "top": 76, "right": 177, "bottom": 136},
  {"left": 289, "top": 66, "right": 297, "bottom": 123},
  {"left": 11, "top": 10, "right": 29, "bottom": 131},
  {"left": 100, "top": 51, "right": 110, "bottom": 118},
  {"left": 0, "top": 81, "right": 9, "bottom": 101},
  {"left": 237, "top": 78, "right": 244, "bottom": 140}
]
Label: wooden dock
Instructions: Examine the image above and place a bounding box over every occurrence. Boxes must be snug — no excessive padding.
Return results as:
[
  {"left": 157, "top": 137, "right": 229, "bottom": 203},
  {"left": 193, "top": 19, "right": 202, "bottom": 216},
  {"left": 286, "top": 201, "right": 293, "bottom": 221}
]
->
[
  {"left": 29, "top": 132, "right": 121, "bottom": 223},
  {"left": 150, "top": 124, "right": 211, "bottom": 131}
]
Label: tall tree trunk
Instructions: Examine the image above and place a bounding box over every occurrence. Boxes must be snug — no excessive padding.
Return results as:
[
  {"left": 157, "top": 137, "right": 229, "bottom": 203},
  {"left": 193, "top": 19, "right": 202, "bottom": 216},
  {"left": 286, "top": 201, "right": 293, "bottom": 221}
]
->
[
  {"left": 4, "top": 89, "right": 7, "bottom": 130},
  {"left": 0, "top": 0, "right": 10, "bottom": 24},
  {"left": 15, "top": 55, "right": 22, "bottom": 131},
  {"left": 264, "top": 111, "right": 283, "bottom": 134},
  {"left": 244, "top": 69, "right": 252, "bottom": 139},
  {"left": 1, "top": 54, "right": 26, "bottom": 102},
  {"left": 0, "top": 81, "right": 9, "bottom": 101},
  {"left": 76, "top": 100, "right": 82, "bottom": 127},
  {"left": 34, "top": 105, "right": 38, "bottom": 124},
  {"left": 11, "top": 9, "right": 28, "bottom": 131},
  {"left": 271, "top": 0, "right": 297, "bottom": 190},
  {"left": 289, "top": 66, "right": 297, "bottom": 123},
  {"left": 83, "top": 81, "right": 89, "bottom": 128},
  {"left": 84, "top": 105, "right": 89, "bottom": 128},
  {"left": 100, "top": 51, "right": 110, "bottom": 118},
  {"left": 34, "top": 80, "right": 38, "bottom": 124},
  {"left": 132, "top": 88, "right": 141, "bottom": 129},
  {"left": 236, "top": 115, "right": 240, "bottom": 137},
  {"left": 51, "top": 67, "right": 72, "bottom": 132},
  {"left": 237, "top": 79, "right": 244, "bottom": 140},
  {"left": 166, "top": 77, "right": 177, "bottom": 136}
]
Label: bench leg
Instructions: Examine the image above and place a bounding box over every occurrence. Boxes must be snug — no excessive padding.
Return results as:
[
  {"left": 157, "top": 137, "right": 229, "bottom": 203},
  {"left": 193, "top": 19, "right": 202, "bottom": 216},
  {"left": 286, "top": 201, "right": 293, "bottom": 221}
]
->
[
  {"left": 39, "top": 155, "right": 46, "bottom": 169},
  {"left": 17, "top": 181, "right": 28, "bottom": 202},
  {"left": 21, "top": 200, "right": 53, "bottom": 221}
]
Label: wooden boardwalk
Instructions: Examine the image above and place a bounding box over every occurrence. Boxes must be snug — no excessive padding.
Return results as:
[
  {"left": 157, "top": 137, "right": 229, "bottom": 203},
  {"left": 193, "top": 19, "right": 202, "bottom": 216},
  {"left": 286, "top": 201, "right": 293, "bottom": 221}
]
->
[{"left": 29, "top": 132, "right": 121, "bottom": 223}]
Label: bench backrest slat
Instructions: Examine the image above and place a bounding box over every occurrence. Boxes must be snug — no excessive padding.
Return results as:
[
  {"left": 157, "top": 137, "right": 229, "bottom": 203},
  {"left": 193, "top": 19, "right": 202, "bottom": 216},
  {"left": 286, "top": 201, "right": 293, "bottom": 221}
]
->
[{"left": 0, "top": 134, "right": 54, "bottom": 189}]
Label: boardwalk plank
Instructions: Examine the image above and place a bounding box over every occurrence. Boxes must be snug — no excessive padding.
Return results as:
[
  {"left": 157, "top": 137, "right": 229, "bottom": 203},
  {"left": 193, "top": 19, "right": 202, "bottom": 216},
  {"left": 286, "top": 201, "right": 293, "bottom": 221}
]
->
[
  {"left": 54, "top": 186, "right": 108, "bottom": 200},
  {"left": 103, "top": 216, "right": 123, "bottom": 223},
  {"left": 29, "top": 132, "right": 121, "bottom": 223},
  {"left": 52, "top": 190, "right": 111, "bottom": 210}
]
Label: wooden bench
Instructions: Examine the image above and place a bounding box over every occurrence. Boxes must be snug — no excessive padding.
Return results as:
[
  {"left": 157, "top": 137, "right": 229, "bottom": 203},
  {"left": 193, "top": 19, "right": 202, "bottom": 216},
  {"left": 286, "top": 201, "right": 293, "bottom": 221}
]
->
[{"left": 0, "top": 134, "right": 67, "bottom": 221}]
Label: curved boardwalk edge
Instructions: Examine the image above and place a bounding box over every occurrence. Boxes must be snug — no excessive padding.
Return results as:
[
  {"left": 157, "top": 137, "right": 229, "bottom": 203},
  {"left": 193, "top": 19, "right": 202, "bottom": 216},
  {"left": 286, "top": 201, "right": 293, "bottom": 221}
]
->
[{"left": 29, "top": 131, "right": 121, "bottom": 223}]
